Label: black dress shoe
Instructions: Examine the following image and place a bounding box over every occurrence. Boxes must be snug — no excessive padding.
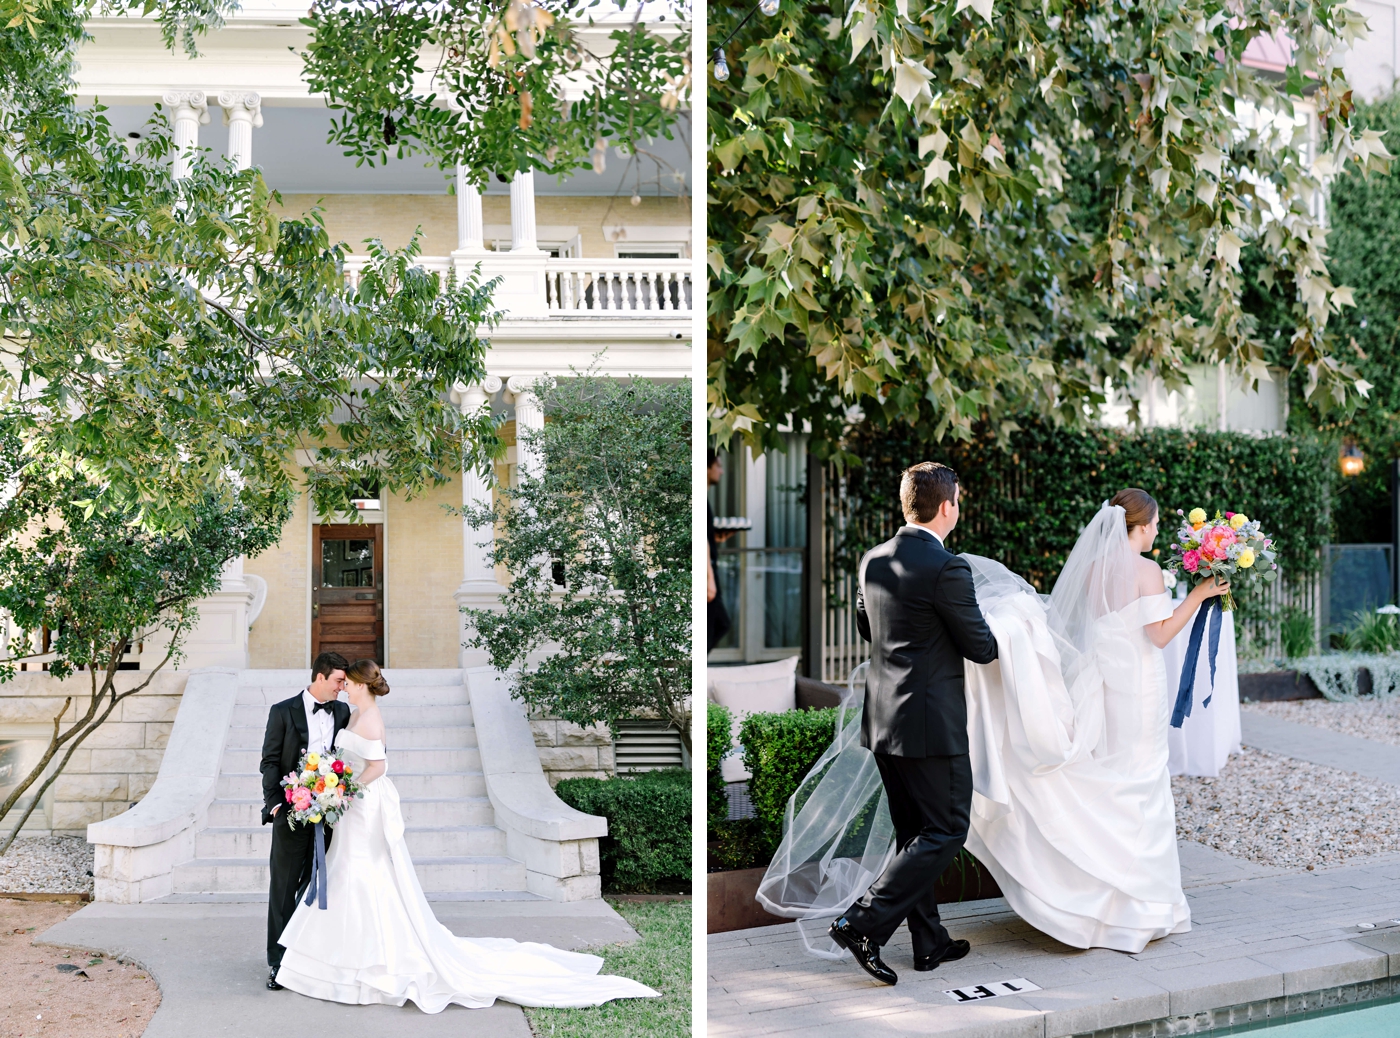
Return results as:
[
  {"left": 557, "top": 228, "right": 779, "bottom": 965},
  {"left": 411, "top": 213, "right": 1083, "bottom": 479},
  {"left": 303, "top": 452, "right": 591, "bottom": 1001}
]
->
[
  {"left": 914, "top": 939, "right": 971, "bottom": 972},
  {"left": 828, "top": 917, "right": 897, "bottom": 985},
  {"left": 267, "top": 968, "right": 283, "bottom": 990}
]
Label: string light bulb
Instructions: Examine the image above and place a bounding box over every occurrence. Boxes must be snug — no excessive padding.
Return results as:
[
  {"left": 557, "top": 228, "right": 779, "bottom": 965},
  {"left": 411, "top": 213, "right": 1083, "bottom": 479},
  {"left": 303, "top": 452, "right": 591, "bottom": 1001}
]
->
[
  {"left": 759, "top": 0, "right": 780, "bottom": 15},
  {"left": 712, "top": 48, "right": 730, "bottom": 82}
]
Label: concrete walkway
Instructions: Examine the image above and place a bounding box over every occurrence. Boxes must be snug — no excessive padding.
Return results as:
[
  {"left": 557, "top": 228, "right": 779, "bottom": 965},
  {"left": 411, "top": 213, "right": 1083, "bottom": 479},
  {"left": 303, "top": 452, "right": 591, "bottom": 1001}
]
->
[
  {"left": 708, "top": 841, "right": 1400, "bottom": 1037},
  {"left": 38, "top": 899, "right": 639, "bottom": 1037},
  {"left": 1241, "top": 712, "right": 1400, "bottom": 784}
]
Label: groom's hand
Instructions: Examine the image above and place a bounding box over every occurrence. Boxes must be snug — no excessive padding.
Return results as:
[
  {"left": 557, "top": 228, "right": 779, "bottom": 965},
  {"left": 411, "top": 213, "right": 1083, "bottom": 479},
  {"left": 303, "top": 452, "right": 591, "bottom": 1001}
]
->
[{"left": 270, "top": 805, "right": 280, "bottom": 817}]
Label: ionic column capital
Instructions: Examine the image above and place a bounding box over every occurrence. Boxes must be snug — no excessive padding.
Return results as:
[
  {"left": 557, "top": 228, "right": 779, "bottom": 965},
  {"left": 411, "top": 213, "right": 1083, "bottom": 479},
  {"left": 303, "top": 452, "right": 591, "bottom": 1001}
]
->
[
  {"left": 506, "top": 375, "right": 537, "bottom": 397},
  {"left": 218, "top": 90, "right": 263, "bottom": 127},
  {"left": 162, "top": 89, "right": 210, "bottom": 122}
]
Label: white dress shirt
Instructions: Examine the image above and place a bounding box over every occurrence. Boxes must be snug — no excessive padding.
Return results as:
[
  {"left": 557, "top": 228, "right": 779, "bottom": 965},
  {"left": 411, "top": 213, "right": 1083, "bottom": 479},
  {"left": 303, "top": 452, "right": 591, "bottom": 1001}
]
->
[
  {"left": 302, "top": 688, "right": 335, "bottom": 755},
  {"left": 902, "top": 523, "right": 945, "bottom": 546}
]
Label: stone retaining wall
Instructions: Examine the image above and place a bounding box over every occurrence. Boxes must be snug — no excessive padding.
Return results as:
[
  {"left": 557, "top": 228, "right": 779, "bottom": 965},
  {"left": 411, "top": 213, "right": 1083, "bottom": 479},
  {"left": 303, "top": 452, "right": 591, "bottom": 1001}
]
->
[
  {"left": 0, "top": 672, "right": 188, "bottom": 837},
  {"left": 529, "top": 716, "right": 614, "bottom": 786}
]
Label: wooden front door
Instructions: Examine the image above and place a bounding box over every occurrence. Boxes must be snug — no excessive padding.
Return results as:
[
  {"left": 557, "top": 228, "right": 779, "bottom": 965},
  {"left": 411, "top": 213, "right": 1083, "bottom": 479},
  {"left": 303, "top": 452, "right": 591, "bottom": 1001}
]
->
[{"left": 312, "top": 524, "right": 384, "bottom": 664}]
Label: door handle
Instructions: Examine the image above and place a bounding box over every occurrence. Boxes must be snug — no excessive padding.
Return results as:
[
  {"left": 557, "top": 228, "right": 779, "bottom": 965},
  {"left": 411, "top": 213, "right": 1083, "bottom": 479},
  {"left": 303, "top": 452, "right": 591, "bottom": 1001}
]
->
[{"left": 312, "top": 602, "right": 320, "bottom": 618}]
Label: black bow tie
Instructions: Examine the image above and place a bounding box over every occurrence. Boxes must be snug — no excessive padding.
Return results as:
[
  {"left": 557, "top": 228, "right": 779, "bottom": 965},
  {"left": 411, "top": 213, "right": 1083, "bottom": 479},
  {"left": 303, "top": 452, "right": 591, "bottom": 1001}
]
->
[{"left": 312, "top": 700, "right": 335, "bottom": 715}]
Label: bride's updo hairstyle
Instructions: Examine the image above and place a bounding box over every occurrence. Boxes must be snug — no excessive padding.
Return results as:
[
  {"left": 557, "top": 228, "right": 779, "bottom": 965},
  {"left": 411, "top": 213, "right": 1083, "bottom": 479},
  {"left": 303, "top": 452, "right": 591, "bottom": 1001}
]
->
[
  {"left": 346, "top": 659, "right": 390, "bottom": 698},
  {"left": 1110, "top": 488, "right": 1158, "bottom": 532}
]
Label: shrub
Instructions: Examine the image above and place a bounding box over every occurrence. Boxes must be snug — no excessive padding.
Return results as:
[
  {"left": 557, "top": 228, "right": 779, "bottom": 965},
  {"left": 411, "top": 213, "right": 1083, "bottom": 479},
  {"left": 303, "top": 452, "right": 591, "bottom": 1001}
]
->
[
  {"left": 553, "top": 769, "right": 690, "bottom": 893},
  {"left": 739, "top": 709, "right": 839, "bottom": 849},
  {"left": 1280, "top": 606, "right": 1317, "bottom": 660},
  {"left": 706, "top": 702, "right": 733, "bottom": 836}
]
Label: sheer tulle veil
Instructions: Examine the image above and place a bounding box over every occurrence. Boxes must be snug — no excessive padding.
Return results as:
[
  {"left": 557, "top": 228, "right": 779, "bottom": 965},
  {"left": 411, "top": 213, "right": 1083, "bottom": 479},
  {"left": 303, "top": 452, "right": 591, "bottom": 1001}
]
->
[{"left": 754, "top": 503, "right": 1145, "bottom": 957}]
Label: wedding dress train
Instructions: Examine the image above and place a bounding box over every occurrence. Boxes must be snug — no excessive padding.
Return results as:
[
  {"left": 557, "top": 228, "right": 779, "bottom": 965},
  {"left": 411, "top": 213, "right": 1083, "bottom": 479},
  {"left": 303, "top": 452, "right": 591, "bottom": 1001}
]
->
[
  {"left": 757, "top": 505, "right": 1190, "bottom": 955},
  {"left": 275, "top": 729, "right": 658, "bottom": 1011}
]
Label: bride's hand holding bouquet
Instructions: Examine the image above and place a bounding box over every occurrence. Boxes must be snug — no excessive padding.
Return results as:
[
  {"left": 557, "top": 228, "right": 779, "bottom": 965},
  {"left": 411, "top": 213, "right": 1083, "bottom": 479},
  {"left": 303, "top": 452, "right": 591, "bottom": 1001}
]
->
[{"left": 1167, "top": 508, "right": 1279, "bottom": 612}]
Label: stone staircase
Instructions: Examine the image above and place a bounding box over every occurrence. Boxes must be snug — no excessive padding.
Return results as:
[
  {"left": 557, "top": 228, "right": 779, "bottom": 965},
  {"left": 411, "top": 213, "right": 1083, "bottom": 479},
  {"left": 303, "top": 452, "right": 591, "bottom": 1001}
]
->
[{"left": 163, "top": 669, "right": 538, "bottom": 901}]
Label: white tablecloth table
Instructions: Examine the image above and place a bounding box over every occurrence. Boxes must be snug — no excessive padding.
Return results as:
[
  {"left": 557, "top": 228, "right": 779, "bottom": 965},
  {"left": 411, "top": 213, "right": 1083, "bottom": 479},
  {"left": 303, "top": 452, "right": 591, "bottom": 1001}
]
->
[{"left": 1163, "top": 592, "right": 1241, "bottom": 777}]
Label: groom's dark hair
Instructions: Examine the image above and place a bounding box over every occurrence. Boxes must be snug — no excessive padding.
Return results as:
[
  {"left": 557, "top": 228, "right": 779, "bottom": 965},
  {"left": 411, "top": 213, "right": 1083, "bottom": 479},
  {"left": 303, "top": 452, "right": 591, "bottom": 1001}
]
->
[
  {"left": 901, "top": 462, "right": 959, "bottom": 523},
  {"left": 311, "top": 650, "right": 350, "bottom": 682}
]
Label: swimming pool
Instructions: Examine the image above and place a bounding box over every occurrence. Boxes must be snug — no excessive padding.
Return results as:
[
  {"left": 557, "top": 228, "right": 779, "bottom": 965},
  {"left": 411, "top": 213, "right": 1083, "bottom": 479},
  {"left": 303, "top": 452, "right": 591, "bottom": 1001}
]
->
[{"left": 1211, "top": 997, "right": 1400, "bottom": 1035}]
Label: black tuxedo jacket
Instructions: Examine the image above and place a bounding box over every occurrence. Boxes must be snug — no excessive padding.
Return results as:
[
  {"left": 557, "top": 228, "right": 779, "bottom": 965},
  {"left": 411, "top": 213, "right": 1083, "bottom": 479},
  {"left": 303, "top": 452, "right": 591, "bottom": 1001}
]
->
[
  {"left": 857, "top": 526, "right": 999, "bottom": 758},
  {"left": 260, "top": 693, "right": 351, "bottom": 825}
]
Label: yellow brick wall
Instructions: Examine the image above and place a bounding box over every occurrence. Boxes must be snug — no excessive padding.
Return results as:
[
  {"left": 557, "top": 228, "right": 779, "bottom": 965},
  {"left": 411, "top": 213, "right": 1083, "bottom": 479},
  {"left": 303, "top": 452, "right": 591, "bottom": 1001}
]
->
[
  {"left": 246, "top": 482, "right": 310, "bottom": 670},
  {"left": 273, "top": 194, "right": 690, "bottom": 260},
  {"left": 386, "top": 475, "right": 466, "bottom": 668}
]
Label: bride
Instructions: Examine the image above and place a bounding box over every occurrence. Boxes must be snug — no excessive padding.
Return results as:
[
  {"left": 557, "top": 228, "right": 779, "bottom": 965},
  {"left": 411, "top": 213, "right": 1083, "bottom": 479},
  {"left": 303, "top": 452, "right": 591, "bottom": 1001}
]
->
[
  {"left": 274, "top": 659, "right": 658, "bottom": 1011},
  {"left": 758, "top": 489, "right": 1230, "bottom": 954}
]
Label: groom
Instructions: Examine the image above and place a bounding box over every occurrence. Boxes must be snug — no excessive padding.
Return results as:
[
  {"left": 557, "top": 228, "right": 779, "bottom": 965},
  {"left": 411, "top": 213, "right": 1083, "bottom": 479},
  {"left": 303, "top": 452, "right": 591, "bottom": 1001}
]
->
[
  {"left": 829, "top": 462, "right": 999, "bottom": 985},
  {"left": 261, "top": 651, "right": 351, "bottom": 990}
]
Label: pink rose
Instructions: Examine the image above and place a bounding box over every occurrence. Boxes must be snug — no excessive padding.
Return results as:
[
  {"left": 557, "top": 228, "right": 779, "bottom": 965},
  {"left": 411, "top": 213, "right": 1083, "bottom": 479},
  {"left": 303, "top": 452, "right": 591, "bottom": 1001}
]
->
[
  {"left": 1225, "top": 512, "right": 1235, "bottom": 518},
  {"left": 1183, "top": 550, "right": 1201, "bottom": 573},
  {"left": 332, "top": 760, "right": 344, "bottom": 776},
  {"left": 284, "top": 788, "right": 293, "bottom": 802},
  {"left": 291, "top": 787, "right": 313, "bottom": 811}
]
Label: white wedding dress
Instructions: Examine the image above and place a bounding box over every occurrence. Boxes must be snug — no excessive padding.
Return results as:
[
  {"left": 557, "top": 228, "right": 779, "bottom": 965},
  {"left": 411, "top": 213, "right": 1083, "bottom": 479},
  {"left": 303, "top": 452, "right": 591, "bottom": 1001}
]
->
[
  {"left": 757, "top": 504, "right": 1190, "bottom": 956},
  {"left": 275, "top": 728, "right": 658, "bottom": 1011}
]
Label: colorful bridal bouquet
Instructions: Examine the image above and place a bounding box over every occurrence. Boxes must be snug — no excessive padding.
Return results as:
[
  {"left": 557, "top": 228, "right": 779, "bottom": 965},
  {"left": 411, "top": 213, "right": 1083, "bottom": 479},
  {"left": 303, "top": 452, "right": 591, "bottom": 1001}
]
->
[
  {"left": 1166, "top": 508, "right": 1279, "bottom": 612},
  {"left": 280, "top": 748, "right": 362, "bottom": 829}
]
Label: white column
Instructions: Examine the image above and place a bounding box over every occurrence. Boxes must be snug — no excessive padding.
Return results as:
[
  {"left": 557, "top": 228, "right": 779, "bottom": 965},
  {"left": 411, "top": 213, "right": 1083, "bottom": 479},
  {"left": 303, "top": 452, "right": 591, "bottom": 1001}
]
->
[
  {"left": 509, "top": 376, "right": 545, "bottom": 479},
  {"left": 455, "top": 166, "right": 487, "bottom": 254},
  {"left": 219, "top": 90, "right": 263, "bottom": 171},
  {"left": 459, "top": 376, "right": 502, "bottom": 587},
  {"left": 509, "top": 170, "right": 543, "bottom": 253},
  {"left": 163, "top": 90, "right": 209, "bottom": 180}
]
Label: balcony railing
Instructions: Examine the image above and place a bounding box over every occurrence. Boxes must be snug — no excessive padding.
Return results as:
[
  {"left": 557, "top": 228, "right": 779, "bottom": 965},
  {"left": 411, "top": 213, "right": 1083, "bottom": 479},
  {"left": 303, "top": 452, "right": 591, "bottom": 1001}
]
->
[
  {"left": 545, "top": 260, "right": 692, "bottom": 316},
  {"left": 341, "top": 256, "right": 692, "bottom": 317}
]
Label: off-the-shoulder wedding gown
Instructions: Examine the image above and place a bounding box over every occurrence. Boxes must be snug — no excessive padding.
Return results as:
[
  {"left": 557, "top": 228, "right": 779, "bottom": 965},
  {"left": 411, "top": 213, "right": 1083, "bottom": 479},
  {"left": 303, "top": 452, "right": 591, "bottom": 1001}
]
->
[{"left": 275, "top": 728, "right": 658, "bottom": 1011}]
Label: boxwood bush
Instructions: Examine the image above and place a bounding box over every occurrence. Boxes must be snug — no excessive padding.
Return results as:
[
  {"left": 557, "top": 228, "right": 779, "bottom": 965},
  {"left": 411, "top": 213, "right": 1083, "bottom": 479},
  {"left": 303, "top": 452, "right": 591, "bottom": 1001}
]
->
[
  {"left": 554, "top": 768, "right": 690, "bottom": 893},
  {"left": 739, "top": 708, "right": 839, "bottom": 852},
  {"left": 707, "top": 702, "right": 732, "bottom": 836}
]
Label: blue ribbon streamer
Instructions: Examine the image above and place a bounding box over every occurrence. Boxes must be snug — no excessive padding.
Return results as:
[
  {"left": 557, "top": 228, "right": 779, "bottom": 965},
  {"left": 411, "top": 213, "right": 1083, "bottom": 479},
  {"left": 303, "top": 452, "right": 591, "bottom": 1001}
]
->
[
  {"left": 303, "top": 820, "right": 328, "bottom": 910},
  {"left": 1170, "top": 596, "right": 1223, "bottom": 728}
]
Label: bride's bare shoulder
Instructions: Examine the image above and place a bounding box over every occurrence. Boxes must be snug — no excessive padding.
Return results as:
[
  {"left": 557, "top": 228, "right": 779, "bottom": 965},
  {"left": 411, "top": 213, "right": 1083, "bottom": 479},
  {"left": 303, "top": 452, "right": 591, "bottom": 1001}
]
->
[
  {"left": 350, "top": 709, "right": 386, "bottom": 741},
  {"left": 1134, "top": 555, "right": 1167, "bottom": 596}
]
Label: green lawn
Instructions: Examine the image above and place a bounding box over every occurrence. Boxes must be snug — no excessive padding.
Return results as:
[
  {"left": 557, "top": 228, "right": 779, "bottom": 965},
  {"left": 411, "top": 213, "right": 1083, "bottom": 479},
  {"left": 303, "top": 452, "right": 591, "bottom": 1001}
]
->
[{"left": 524, "top": 898, "right": 691, "bottom": 1038}]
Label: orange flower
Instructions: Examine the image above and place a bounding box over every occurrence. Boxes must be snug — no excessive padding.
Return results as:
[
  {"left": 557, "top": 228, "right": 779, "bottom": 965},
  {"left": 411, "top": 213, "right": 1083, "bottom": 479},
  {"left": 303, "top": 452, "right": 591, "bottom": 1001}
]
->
[{"left": 314, "top": 777, "right": 326, "bottom": 794}]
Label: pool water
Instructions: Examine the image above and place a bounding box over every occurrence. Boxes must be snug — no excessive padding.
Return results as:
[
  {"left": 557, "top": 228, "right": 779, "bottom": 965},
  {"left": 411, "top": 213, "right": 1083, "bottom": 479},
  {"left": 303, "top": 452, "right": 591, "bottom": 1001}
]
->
[{"left": 1215, "top": 998, "right": 1400, "bottom": 1035}]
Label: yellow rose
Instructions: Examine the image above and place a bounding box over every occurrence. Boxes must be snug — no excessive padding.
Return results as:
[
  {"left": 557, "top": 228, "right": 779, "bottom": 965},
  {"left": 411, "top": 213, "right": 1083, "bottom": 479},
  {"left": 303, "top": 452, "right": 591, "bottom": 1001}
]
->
[
  {"left": 305, "top": 753, "right": 320, "bottom": 770},
  {"left": 1230, "top": 513, "right": 1248, "bottom": 530},
  {"left": 309, "top": 813, "right": 322, "bottom": 824},
  {"left": 1188, "top": 508, "right": 1207, "bottom": 524},
  {"left": 1237, "top": 548, "right": 1255, "bottom": 568}
]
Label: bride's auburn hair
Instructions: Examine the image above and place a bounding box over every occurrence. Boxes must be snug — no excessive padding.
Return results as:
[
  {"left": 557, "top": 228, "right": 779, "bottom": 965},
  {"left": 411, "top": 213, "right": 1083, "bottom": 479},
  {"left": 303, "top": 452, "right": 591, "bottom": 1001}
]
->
[
  {"left": 346, "top": 659, "right": 390, "bottom": 698},
  {"left": 1110, "top": 488, "right": 1158, "bottom": 532}
]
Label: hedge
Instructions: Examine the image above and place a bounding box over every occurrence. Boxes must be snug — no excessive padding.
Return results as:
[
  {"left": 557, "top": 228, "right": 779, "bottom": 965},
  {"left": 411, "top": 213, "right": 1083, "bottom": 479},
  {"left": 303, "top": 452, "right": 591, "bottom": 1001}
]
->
[
  {"left": 553, "top": 768, "right": 690, "bottom": 893},
  {"left": 707, "top": 702, "right": 733, "bottom": 836},
  {"left": 738, "top": 708, "right": 839, "bottom": 851},
  {"left": 832, "top": 418, "right": 1333, "bottom": 647}
]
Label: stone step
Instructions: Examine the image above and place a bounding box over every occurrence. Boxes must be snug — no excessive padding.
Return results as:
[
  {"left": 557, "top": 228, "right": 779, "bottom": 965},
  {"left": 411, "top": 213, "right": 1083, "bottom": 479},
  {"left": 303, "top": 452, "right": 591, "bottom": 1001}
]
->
[
  {"left": 171, "top": 855, "right": 527, "bottom": 894},
  {"left": 216, "top": 771, "right": 486, "bottom": 800},
  {"left": 230, "top": 703, "right": 474, "bottom": 727},
  {"left": 223, "top": 724, "right": 478, "bottom": 751},
  {"left": 206, "top": 796, "right": 496, "bottom": 828},
  {"left": 194, "top": 824, "right": 506, "bottom": 859},
  {"left": 220, "top": 746, "right": 481, "bottom": 775},
  {"left": 233, "top": 685, "right": 470, "bottom": 708}
]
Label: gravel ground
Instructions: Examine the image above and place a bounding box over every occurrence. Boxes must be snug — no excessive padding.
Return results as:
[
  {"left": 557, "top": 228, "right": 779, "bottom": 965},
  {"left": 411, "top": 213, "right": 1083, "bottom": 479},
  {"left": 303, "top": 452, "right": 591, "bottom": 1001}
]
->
[
  {"left": 0, "top": 898, "right": 158, "bottom": 1038},
  {"left": 0, "top": 839, "right": 93, "bottom": 896},
  {"left": 1173, "top": 745, "right": 1400, "bottom": 869},
  {"left": 1242, "top": 698, "right": 1400, "bottom": 748}
]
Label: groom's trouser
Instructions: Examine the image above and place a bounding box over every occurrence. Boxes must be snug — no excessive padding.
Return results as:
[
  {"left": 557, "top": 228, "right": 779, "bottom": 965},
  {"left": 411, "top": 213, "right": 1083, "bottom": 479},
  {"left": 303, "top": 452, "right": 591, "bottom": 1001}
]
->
[
  {"left": 843, "top": 751, "right": 972, "bottom": 959},
  {"left": 267, "top": 813, "right": 334, "bottom": 968}
]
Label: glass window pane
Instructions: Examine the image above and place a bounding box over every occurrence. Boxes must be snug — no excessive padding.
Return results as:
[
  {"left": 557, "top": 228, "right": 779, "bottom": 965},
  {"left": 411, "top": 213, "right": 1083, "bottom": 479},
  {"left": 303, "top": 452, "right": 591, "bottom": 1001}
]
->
[{"left": 322, "top": 537, "right": 375, "bottom": 588}]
